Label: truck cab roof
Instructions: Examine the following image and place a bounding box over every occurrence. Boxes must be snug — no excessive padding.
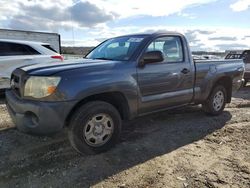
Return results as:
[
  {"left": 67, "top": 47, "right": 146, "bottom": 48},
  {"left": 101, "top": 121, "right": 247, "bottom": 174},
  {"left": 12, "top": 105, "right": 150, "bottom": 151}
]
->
[{"left": 113, "top": 32, "right": 185, "bottom": 38}]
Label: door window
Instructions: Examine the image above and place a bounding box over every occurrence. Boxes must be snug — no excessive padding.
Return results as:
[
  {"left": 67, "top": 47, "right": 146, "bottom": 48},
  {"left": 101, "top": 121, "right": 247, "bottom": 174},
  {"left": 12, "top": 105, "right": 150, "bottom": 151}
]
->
[{"left": 146, "top": 36, "right": 184, "bottom": 63}]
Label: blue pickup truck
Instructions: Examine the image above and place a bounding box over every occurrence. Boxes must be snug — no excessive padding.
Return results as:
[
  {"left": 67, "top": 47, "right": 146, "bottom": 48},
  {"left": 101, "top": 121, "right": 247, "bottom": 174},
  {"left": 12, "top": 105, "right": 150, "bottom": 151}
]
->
[{"left": 6, "top": 32, "right": 244, "bottom": 154}]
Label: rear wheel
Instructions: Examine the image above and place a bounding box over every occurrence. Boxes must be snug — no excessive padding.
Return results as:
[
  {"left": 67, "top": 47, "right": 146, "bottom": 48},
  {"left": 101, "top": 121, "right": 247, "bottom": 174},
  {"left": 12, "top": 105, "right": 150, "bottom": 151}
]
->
[
  {"left": 68, "top": 101, "right": 122, "bottom": 155},
  {"left": 202, "top": 85, "right": 227, "bottom": 116}
]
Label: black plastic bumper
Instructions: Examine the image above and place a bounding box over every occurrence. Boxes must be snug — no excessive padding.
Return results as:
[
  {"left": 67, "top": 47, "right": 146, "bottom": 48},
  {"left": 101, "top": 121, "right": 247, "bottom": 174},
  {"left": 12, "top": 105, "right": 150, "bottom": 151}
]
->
[{"left": 5, "top": 90, "right": 77, "bottom": 135}]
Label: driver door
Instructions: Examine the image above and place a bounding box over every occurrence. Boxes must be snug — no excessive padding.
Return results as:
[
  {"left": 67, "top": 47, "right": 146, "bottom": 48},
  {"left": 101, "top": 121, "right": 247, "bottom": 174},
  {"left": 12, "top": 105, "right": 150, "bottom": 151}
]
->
[{"left": 137, "top": 36, "right": 194, "bottom": 114}]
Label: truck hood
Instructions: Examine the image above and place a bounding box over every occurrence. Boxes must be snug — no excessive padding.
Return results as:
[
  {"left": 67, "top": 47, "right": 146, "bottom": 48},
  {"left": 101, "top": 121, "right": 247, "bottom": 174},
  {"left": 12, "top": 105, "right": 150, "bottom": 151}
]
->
[{"left": 20, "top": 59, "right": 121, "bottom": 76}]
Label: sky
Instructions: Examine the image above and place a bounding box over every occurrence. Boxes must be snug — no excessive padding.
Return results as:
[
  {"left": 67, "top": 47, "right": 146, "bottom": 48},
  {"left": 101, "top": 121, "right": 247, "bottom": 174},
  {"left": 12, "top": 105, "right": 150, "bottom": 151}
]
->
[{"left": 0, "top": 0, "right": 250, "bottom": 51}]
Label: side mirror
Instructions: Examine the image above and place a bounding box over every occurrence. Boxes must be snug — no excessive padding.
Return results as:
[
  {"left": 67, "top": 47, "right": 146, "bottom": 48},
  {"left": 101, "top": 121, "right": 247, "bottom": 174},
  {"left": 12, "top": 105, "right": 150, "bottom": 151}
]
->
[{"left": 141, "top": 51, "right": 164, "bottom": 65}]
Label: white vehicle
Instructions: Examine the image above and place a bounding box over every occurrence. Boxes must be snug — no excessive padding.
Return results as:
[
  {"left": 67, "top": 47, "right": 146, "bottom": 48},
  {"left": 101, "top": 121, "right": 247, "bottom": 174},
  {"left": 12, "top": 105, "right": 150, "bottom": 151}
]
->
[
  {"left": 0, "top": 39, "right": 63, "bottom": 89},
  {"left": 0, "top": 29, "right": 61, "bottom": 53}
]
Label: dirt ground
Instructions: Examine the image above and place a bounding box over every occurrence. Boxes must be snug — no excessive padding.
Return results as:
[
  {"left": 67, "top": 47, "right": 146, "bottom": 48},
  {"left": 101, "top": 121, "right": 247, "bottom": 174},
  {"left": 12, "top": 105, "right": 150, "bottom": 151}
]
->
[{"left": 0, "top": 86, "right": 249, "bottom": 188}]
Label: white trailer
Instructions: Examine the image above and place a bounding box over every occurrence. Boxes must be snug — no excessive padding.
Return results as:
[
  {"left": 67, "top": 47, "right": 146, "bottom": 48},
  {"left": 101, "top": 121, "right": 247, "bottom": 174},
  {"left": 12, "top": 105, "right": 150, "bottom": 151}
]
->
[{"left": 0, "top": 29, "right": 61, "bottom": 53}]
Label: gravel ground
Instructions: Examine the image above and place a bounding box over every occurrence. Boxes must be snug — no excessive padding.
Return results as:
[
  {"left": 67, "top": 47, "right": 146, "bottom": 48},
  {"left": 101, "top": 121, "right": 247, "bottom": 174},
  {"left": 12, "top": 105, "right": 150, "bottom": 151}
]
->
[
  {"left": 0, "top": 97, "right": 12, "bottom": 131},
  {"left": 0, "top": 86, "right": 249, "bottom": 188}
]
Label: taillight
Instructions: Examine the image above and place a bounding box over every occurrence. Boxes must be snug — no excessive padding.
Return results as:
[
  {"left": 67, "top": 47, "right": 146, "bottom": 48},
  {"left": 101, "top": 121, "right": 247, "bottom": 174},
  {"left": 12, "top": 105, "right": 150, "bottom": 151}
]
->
[{"left": 51, "top": 55, "right": 64, "bottom": 61}]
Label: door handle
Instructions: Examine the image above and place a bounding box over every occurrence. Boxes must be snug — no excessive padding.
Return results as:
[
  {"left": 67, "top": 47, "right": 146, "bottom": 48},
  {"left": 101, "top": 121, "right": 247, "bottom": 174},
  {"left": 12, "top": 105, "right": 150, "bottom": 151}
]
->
[{"left": 181, "top": 68, "right": 190, "bottom": 74}]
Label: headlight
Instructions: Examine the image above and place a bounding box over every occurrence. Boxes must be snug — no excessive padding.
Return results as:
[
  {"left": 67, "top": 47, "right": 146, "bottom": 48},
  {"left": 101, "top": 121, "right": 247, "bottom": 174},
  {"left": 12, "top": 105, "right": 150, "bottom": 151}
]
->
[{"left": 24, "top": 76, "right": 61, "bottom": 98}]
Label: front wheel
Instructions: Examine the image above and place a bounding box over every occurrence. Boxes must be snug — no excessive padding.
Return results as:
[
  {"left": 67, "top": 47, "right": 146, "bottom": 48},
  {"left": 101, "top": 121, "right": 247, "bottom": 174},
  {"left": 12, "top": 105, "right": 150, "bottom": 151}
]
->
[
  {"left": 202, "top": 85, "right": 227, "bottom": 116},
  {"left": 68, "top": 101, "right": 122, "bottom": 155}
]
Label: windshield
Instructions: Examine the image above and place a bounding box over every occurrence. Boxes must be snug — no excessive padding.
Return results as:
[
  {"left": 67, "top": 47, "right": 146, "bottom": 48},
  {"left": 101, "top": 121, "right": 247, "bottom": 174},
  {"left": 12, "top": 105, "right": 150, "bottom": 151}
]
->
[{"left": 86, "top": 36, "right": 145, "bottom": 61}]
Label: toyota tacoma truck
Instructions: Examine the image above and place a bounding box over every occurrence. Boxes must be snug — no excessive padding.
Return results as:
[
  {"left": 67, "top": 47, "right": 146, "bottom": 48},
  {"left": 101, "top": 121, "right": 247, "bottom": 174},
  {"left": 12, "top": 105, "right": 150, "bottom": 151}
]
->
[{"left": 6, "top": 32, "right": 245, "bottom": 154}]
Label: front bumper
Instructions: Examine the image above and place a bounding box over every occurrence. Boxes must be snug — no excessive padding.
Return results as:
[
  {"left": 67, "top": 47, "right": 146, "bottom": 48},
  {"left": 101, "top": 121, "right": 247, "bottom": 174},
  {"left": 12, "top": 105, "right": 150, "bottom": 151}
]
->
[{"left": 5, "top": 90, "right": 77, "bottom": 135}]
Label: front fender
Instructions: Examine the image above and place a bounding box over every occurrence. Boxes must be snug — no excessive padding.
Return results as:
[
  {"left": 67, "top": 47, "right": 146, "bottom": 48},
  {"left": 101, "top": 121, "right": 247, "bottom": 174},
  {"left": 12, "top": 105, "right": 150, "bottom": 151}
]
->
[{"left": 55, "top": 65, "right": 139, "bottom": 118}]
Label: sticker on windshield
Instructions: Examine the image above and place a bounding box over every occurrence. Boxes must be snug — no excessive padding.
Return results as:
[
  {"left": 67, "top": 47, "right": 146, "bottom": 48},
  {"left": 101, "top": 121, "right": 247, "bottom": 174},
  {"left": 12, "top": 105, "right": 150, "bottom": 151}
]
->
[{"left": 127, "top": 38, "right": 144, "bottom": 42}]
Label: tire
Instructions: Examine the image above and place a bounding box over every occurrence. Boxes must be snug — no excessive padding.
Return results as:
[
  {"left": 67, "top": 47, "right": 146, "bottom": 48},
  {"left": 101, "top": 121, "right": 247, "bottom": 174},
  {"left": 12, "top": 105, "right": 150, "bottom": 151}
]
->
[
  {"left": 202, "top": 85, "right": 227, "bottom": 116},
  {"left": 68, "top": 101, "right": 122, "bottom": 155}
]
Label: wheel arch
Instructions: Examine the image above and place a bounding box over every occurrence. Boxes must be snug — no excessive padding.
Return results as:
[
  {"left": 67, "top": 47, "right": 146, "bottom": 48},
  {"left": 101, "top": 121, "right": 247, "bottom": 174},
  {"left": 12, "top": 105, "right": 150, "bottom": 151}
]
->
[
  {"left": 65, "top": 91, "right": 131, "bottom": 127},
  {"left": 212, "top": 76, "right": 232, "bottom": 103}
]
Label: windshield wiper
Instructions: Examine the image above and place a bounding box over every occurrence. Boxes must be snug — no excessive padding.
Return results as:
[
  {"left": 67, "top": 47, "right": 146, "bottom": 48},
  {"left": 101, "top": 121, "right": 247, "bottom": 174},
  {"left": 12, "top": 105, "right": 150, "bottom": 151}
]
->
[{"left": 93, "top": 57, "right": 114, "bottom": 60}]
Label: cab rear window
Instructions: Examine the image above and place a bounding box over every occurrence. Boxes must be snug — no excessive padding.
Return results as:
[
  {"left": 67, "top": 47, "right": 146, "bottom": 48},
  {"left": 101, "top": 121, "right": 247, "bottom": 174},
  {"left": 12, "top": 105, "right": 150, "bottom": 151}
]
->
[{"left": 225, "top": 54, "right": 241, "bottom": 59}]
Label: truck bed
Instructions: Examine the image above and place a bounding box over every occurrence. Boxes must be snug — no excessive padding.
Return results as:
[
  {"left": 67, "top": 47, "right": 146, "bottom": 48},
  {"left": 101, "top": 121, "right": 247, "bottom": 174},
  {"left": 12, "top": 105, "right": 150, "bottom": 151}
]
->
[{"left": 194, "top": 59, "right": 244, "bottom": 103}]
